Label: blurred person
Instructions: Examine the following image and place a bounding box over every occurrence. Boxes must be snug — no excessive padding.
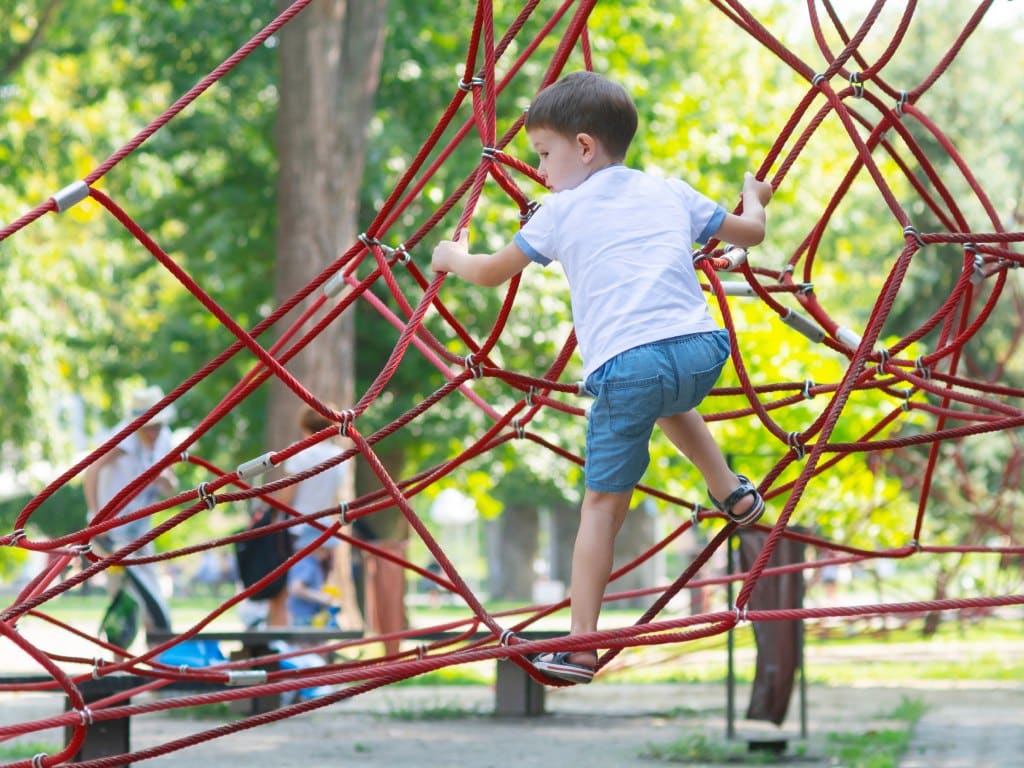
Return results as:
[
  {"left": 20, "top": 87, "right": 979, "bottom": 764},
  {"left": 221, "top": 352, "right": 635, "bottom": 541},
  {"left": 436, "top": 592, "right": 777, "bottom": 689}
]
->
[
  {"left": 287, "top": 527, "right": 342, "bottom": 627},
  {"left": 271, "top": 405, "right": 362, "bottom": 630},
  {"left": 351, "top": 498, "right": 410, "bottom": 656},
  {"left": 83, "top": 385, "right": 178, "bottom": 646}
]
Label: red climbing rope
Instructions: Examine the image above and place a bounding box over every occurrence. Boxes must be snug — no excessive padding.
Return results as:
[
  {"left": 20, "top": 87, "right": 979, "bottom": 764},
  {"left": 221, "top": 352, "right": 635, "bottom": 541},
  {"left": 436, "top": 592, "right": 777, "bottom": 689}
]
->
[{"left": 1, "top": 1, "right": 1022, "bottom": 765}]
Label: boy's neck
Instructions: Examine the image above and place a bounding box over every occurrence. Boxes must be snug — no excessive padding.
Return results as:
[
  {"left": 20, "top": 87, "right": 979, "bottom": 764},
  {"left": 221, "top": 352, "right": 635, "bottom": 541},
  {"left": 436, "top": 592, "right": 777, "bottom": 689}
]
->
[{"left": 583, "top": 159, "right": 622, "bottom": 182}]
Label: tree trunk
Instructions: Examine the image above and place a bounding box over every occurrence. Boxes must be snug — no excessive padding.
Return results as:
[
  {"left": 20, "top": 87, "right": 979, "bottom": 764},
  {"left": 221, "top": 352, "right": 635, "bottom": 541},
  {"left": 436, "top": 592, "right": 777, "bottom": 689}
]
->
[
  {"left": 923, "top": 568, "right": 951, "bottom": 637},
  {"left": 270, "top": 0, "right": 389, "bottom": 467},
  {"left": 490, "top": 504, "right": 539, "bottom": 601},
  {"left": 550, "top": 502, "right": 578, "bottom": 587}
]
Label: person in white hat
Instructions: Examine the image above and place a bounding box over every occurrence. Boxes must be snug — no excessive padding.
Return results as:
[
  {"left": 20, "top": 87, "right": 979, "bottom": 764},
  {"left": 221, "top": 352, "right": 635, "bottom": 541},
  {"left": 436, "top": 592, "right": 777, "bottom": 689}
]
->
[{"left": 83, "top": 385, "right": 178, "bottom": 644}]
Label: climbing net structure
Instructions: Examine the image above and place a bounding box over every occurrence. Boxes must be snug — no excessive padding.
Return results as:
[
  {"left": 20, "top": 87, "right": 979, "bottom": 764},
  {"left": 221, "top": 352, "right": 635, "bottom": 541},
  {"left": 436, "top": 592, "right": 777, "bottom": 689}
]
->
[{"left": 1, "top": 0, "right": 1023, "bottom": 764}]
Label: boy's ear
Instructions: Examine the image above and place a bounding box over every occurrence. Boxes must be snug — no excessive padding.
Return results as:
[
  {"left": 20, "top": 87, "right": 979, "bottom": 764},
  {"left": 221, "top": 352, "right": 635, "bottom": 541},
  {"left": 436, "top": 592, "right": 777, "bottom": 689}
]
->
[{"left": 576, "top": 132, "right": 599, "bottom": 163}]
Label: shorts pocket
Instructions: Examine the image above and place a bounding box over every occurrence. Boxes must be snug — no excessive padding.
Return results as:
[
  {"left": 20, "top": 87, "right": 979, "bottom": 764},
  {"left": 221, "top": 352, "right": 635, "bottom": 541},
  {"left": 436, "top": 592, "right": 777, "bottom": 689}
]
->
[
  {"left": 669, "top": 331, "right": 730, "bottom": 411},
  {"left": 691, "top": 365, "right": 723, "bottom": 401},
  {"left": 606, "top": 376, "right": 661, "bottom": 437},
  {"left": 680, "top": 361, "right": 725, "bottom": 410}
]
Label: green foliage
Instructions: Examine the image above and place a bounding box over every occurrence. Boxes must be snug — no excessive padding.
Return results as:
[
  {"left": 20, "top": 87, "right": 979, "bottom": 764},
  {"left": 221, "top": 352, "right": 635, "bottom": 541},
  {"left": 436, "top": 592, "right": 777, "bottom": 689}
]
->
[
  {"left": 2, "top": 1, "right": 1020, "bottom": 563},
  {"left": 0, "top": 484, "right": 87, "bottom": 539},
  {"left": 850, "top": 4, "right": 1024, "bottom": 560},
  {"left": 1, "top": 0, "right": 276, "bottom": 456},
  {"left": 1, "top": 2, "right": 278, "bottom": 554},
  {"left": 352, "top": 1, "right": 586, "bottom": 515}
]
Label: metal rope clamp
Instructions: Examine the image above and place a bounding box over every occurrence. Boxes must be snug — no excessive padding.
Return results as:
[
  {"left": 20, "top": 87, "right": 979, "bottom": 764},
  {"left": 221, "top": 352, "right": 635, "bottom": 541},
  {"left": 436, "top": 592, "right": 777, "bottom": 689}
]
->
[
  {"left": 464, "top": 353, "right": 483, "bottom": 380},
  {"left": 850, "top": 71, "right": 865, "bottom": 98}
]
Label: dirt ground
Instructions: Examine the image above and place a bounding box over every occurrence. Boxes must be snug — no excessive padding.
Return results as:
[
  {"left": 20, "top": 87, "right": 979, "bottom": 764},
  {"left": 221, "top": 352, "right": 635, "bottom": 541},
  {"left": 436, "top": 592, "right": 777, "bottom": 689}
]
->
[{"left": 2, "top": 650, "right": 1022, "bottom": 767}]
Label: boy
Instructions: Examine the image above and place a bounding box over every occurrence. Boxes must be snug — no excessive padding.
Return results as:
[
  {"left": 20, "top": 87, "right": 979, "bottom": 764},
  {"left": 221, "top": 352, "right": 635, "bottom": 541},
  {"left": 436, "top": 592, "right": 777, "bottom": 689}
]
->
[{"left": 431, "top": 71, "right": 772, "bottom": 684}]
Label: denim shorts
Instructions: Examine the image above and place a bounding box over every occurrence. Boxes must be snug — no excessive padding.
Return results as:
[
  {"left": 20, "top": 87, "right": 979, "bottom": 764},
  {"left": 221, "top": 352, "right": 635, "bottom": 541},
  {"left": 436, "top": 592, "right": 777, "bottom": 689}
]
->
[{"left": 583, "top": 329, "right": 731, "bottom": 493}]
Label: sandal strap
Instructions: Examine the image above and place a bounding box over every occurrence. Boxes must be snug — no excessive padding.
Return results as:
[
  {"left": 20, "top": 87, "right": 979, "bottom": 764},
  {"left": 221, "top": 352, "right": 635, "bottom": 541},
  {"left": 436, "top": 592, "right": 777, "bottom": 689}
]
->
[
  {"left": 710, "top": 473, "right": 755, "bottom": 513},
  {"left": 535, "top": 650, "right": 597, "bottom": 667}
]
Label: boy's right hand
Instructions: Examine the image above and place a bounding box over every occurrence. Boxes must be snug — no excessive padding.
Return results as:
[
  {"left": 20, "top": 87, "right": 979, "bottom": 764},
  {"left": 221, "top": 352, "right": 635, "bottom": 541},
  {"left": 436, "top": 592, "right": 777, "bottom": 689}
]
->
[{"left": 431, "top": 227, "right": 470, "bottom": 273}]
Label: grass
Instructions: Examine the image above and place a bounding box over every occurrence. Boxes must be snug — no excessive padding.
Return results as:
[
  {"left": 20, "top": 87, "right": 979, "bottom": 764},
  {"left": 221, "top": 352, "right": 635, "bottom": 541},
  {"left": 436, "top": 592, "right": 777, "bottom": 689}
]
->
[
  {"left": 386, "top": 702, "right": 485, "bottom": 720},
  {"left": 825, "top": 729, "right": 912, "bottom": 768},
  {"left": 605, "top": 616, "right": 1024, "bottom": 687},
  {"left": 22, "top": 588, "right": 1023, "bottom": 690},
  {"left": 822, "top": 696, "right": 926, "bottom": 768},
  {"left": 165, "top": 702, "right": 236, "bottom": 720},
  {"left": 641, "top": 696, "right": 926, "bottom": 766},
  {"left": 0, "top": 742, "right": 60, "bottom": 762},
  {"left": 806, "top": 649, "right": 1024, "bottom": 685},
  {"left": 389, "top": 665, "right": 492, "bottom": 686},
  {"left": 642, "top": 732, "right": 784, "bottom": 764},
  {"left": 26, "top": 590, "right": 224, "bottom": 626}
]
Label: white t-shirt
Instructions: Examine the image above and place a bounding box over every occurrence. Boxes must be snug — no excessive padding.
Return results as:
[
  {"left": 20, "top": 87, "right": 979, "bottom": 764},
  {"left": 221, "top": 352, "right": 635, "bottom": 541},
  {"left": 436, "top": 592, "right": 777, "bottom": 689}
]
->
[
  {"left": 94, "top": 421, "right": 173, "bottom": 548},
  {"left": 283, "top": 441, "right": 345, "bottom": 515},
  {"left": 514, "top": 164, "right": 725, "bottom": 380}
]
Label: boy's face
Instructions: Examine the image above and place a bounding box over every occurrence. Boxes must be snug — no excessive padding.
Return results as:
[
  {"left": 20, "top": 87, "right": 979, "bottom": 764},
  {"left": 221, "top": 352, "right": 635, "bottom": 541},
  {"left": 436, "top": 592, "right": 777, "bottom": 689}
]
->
[{"left": 527, "top": 127, "right": 592, "bottom": 192}]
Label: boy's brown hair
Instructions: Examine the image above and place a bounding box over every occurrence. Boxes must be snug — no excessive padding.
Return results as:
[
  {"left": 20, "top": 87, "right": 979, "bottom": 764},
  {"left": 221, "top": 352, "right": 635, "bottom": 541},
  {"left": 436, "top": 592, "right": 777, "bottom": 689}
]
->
[{"left": 524, "top": 71, "right": 638, "bottom": 160}]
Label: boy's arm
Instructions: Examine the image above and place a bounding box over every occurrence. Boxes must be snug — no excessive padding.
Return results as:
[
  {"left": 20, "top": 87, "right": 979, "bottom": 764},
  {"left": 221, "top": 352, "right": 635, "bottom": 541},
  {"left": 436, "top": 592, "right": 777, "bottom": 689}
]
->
[
  {"left": 431, "top": 228, "right": 531, "bottom": 287},
  {"left": 714, "top": 172, "right": 772, "bottom": 248}
]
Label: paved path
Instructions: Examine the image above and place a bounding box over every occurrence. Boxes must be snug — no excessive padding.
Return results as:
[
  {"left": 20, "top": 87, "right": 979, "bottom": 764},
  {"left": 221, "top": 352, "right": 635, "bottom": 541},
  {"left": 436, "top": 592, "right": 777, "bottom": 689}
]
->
[
  {"left": 897, "top": 683, "right": 1024, "bottom": 768},
  {"left": 2, "top": 628, "right": 1022, "bottom": 766},
  {"left": 2, "top": 679, "right": 1022, "bottom": 767}
]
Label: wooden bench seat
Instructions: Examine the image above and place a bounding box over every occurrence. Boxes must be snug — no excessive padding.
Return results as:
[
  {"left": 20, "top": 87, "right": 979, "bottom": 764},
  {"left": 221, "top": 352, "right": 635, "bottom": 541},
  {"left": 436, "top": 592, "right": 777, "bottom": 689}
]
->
[{"left": 146, "top": 626, "right": 561, "bottom": 716}]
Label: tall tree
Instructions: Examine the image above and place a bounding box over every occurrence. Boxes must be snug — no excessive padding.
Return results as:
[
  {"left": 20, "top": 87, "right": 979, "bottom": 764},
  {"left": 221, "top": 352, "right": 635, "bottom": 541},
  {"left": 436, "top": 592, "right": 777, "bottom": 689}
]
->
[{"left": 270, "top": 0, "right": 389, "bottom": 465}]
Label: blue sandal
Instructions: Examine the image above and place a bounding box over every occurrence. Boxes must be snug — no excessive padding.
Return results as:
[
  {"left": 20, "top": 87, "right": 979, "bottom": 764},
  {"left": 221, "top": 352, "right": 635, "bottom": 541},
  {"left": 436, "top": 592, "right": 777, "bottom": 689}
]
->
[
  {"left": 531, "top": 651, "right": 596, "bottom": 685},
  {"left": 709, "top": 474, "right": 765, "bottom": 526}
]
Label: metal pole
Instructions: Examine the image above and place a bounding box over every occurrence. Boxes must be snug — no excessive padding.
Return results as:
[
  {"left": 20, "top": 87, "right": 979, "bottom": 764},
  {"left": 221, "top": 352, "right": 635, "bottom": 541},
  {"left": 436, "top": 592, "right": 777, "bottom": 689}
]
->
[
  {"left": 726, "top": 532, "right": 735, "bottom": 740},
  {"left": 799, "top": 591, "right": 808, "bottom": 738}
]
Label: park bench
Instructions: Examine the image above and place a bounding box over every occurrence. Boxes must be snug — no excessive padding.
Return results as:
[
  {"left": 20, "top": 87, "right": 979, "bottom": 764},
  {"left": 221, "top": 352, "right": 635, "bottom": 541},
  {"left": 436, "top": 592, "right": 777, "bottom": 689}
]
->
[
  {"left": 0, "top": 672, "right": 220, "bottom": 765},
  {"left": 146, "top": 626, "right": 560, "bottom": 716},
  {"left": 2, "top": 626, "right": 558, "bottom": 764},
  {"left": 0, "top": 627, "right": 559, "bottom": 762}
]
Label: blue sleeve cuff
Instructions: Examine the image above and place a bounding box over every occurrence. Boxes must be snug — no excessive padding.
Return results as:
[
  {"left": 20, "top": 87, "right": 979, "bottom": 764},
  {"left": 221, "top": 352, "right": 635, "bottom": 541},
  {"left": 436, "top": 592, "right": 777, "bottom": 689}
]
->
[
  {"left": 514, "top": 231, "right": 550, "bottom": 266},
  {"left": 696, "top": 206, "right": 726, "bottom": 245}
]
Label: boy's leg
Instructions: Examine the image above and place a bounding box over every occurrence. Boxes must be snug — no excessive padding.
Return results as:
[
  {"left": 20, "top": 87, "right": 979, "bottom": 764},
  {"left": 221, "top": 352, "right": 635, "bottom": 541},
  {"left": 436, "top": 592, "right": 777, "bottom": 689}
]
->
[
  {"left": 564, "top": 488, "right": 632, "bottom": 665},
  {"left": 657, "top": 410, "right": 756, "bottom": 520}
]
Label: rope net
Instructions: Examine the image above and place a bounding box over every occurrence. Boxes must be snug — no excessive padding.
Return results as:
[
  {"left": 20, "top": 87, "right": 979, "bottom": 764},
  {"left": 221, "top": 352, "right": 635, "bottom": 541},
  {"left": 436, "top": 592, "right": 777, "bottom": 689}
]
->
[{"left": 2, "top": 0, "right": 1023, "bottom": 764}]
